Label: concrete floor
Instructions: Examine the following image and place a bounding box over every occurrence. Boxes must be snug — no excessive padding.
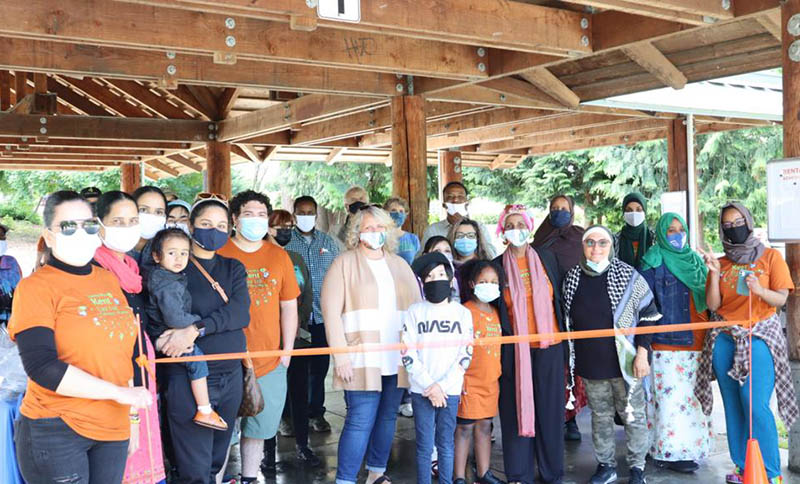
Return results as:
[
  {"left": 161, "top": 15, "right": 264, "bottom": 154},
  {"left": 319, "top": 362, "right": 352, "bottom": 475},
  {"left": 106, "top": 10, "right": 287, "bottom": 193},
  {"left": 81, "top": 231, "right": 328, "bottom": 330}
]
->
[{"left": 228, "top": 378, "right": 800, "bottom": 484}]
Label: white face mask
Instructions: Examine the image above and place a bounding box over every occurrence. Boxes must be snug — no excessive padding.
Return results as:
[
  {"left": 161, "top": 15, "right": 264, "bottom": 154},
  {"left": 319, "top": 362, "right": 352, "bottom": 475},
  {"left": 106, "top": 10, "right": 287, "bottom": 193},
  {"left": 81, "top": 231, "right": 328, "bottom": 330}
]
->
[
  {"left": 139, "top": 213, "right": 166, "bottom": 240},
  {"left": 445, "top": 203, "right": 468, "bottom": 217},
  {"left": 51, "top": 230, "right": 101, "bottom": 267},
  {"left": 360, "top": 231, "right": 386, "bottom": 250},
  {"left": 100, "top": 224, "right": 141, "bottom": 253},
  {"left": 624, "top": 211, "right": 646, "bottom": 227},
  {"left": 586, "top": 258, "right": 611, "bottom": 274},
  {"left": 504, "top": 229, "right": 530, "bottom": 247},
  {"left": 166, "top": 222, "right": 191, "bottom": 235},
  {"left": 295, "top": 215, "right": 316, "bottom": 233},
  {"left": 473, "top": 282, "right": 500, "bottom": 303},
  {"left": 0, "top": 240, "right": 6, "bottom": 257}
]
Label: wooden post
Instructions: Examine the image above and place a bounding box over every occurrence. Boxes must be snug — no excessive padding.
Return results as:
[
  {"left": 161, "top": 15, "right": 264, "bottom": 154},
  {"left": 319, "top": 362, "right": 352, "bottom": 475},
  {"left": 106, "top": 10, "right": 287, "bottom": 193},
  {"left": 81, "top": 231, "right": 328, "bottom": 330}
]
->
[
  {"left": 13, "top": 71, "right": 27, "bottom": 105},
  {"left": 391, "top": 95, "right": 428, "bottom": 239},
  {"left": 667, "top": 118, "right": 688, "bottom": 192},
  {"left": 783, "top": 0, "right": 800, "bottom": 472},
  {"left": 0, "top": 71, "right": 10, "bottom": 111},
  {"left": 437, "top": 150, "right": 463, "bottom": 200},
  {"left": 120, "top": 163, "right": 142, "bottom": 193},
  {"left": 206, "top": 141, "right": 232, "bottom": 199}
]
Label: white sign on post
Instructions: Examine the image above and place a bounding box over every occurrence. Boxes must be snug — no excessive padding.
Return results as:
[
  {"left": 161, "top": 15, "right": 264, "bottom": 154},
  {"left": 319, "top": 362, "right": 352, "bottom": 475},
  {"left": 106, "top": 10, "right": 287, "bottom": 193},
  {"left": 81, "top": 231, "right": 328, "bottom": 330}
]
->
[
  {"left": 660, "top": 191, "right": 687, "bottom": 221},
  {"left": 767, "top": 158, "right": 800, "bottom": 242},
  {"left": 318, "top": 0, "right": 361, "bottom": 23}
]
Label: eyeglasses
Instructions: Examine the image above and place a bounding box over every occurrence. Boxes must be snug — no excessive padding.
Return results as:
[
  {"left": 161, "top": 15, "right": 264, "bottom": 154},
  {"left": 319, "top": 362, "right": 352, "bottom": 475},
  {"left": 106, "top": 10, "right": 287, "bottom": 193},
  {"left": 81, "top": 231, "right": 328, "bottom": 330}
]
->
[
  {"left": 51, "top": 218, "right": 101, "bottom": 236},
  {"left": 454, "top": 232, "right": 477, "bottom": 240},
  {"left": 584, "top": 239, "right": 611, "bottom": 248},
  {"left": 721, "top": 218, "right": 746, "bottom": 230}
]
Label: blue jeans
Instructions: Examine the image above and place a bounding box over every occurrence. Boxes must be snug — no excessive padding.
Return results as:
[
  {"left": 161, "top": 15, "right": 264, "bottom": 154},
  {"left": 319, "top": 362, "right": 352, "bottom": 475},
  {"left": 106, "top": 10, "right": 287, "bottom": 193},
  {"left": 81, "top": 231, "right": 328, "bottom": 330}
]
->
[
  {"left": 335, "top": 375, "right": 404, "bottom": 484},
  {"left": 713, "top": 332, "right": 780, "bottom": 478},
  {"left": 411, "top": 392, "right": 460, "bottom": 484},
  {"left": 183, "top": 345, "right": 209, "bottom": 381}
]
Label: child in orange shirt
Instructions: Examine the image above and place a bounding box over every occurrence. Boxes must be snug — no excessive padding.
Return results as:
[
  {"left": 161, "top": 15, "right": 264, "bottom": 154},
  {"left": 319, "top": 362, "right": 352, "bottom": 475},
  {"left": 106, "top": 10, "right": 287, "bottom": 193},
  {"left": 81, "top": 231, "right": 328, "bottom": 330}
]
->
[{"left": 454, "top": 260, "right": 505, "bottom": 484}]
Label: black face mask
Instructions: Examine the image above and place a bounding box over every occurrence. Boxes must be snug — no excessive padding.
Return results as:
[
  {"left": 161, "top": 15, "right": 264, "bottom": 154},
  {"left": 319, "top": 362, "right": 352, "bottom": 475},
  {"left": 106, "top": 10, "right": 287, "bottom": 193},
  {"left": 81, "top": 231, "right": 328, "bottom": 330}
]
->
[
  {"left": 723, "top": 225, "right": 750, "bottom": 245},
  {"left": 423, "top": 280, "right": 451, "bottom": 304},
  {"left": 274, "top": 228, "right": 292, "bottom": 247}
]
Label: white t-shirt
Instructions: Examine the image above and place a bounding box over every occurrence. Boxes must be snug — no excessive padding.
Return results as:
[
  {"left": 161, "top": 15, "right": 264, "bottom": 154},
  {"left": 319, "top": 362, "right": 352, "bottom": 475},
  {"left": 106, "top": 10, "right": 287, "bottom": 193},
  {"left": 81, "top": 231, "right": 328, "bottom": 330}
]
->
[{"left": 365, "top": 257, "right": 400, "bottom": 375}]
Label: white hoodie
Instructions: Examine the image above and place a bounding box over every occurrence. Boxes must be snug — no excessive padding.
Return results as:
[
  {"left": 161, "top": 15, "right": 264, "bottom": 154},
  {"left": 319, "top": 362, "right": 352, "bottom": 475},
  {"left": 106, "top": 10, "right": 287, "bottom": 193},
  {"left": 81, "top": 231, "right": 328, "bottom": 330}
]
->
[{"left": 401, "top": 300, "right": 473, "bottom": 396}]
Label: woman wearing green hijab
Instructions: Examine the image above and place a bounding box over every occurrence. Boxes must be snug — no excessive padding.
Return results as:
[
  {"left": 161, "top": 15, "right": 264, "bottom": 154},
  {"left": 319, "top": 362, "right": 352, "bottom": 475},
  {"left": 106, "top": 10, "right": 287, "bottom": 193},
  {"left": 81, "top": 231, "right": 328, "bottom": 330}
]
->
[
  {"left": 616, "top": 192, "right": 655, "bottom": 268},
  {"left": 640, "top": 213, "right": 711, "bottom": 475}
]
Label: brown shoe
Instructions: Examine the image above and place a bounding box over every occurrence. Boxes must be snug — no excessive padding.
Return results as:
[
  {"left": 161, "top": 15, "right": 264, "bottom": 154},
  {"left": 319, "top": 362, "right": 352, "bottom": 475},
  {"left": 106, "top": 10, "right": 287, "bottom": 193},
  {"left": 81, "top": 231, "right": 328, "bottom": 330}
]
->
[{"left": 193, "top": 410, "right": 228, "bottom": 431}]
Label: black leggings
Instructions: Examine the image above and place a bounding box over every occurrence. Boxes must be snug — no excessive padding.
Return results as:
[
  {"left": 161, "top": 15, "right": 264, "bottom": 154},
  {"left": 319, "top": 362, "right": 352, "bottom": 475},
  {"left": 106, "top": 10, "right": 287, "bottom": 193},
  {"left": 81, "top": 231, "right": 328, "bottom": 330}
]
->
[
  {"left": 15, "top": 415, "right": 129, "bottom": 484},
  {"left": 287, "top": 355, "right": 311, "bottom": 447}
]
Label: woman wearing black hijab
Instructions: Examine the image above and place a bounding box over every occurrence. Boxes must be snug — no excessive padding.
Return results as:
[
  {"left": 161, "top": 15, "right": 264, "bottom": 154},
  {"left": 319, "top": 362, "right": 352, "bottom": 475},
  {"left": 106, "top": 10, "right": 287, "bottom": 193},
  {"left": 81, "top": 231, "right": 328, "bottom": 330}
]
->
[
  {"left": 532, "top": 194, "right": 585, "bottom": 278},
  {"left": 615, "top": 192, "right": 655, "bottom": 269}
]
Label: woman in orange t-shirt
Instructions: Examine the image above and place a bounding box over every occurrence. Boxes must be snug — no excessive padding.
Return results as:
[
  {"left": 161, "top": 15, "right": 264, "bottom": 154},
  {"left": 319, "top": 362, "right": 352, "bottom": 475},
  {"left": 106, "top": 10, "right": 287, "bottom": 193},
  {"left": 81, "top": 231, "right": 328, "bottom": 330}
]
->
[
  {"left": 9, "top": 190, "right": 151, "bottom": 484},
  {"left": 454, "top": 260, "right": 504, "bottom": 484},
  {"left": 699, "top": 202, "right": 796, "bottom": 484}
]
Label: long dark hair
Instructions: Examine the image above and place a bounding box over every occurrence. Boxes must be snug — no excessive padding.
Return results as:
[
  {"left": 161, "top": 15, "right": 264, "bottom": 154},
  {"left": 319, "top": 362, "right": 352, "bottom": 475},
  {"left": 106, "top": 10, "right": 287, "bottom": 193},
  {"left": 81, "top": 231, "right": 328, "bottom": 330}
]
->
[
  {"left": 96, "top": 191, "right": 137, "bottom": 222},
  {"left": 460, "top": 259, "right": 505, "bottom": 303}
]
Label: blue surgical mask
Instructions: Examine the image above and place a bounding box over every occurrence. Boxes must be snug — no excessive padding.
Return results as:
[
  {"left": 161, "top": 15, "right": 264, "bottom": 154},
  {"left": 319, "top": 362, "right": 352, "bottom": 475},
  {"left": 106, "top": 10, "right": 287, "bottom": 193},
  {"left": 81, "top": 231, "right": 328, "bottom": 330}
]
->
[
  {"left": 454, "top": 237, "right": 477, "bottom": 256},
  {"left": 586, "top": 259, "right": 610, "bottom": 273},
  {"left": 389, "top": 212, "right": 407, "bottom": 228},
  {"left": 238, "top": 217, "right": 269, "bottom": 242},
  {"left": 550, "top": 210, "right": 571, "bottom": 228},
  {"left": 360, "top": 231, "right": 386, "bottom": 250},
  {"left": 667, "top": 232, "right": 686, "bottom": 250},
  {"left": 192, "top": 227, "right": 229, "bottom": 251},
  {"left": 504, "top": 229, "right": 530, "bottom": 247},
  {"left": 473, "top": 282, "right": 500, "bottom": 303}
]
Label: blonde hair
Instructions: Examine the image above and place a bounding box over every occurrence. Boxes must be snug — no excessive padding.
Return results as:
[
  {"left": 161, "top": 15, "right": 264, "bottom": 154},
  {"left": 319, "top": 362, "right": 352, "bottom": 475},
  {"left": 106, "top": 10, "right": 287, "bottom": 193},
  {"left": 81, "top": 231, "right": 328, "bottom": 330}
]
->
[
  {"left": 344, "top": 206, "right": 400, "bottom": 253},
  {"left": 344, "top": 185, "right": 369, "bottom": 204},
  {"left": 383, "top": 196, "right": 409, "bottom": 212}
]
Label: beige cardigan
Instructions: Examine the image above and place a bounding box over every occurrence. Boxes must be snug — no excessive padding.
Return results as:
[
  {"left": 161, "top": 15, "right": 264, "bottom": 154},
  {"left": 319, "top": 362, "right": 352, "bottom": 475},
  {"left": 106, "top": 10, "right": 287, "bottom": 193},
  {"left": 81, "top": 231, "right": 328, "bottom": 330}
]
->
[{"left": 321, "top": 248, "right": 421, "bottom": 391}]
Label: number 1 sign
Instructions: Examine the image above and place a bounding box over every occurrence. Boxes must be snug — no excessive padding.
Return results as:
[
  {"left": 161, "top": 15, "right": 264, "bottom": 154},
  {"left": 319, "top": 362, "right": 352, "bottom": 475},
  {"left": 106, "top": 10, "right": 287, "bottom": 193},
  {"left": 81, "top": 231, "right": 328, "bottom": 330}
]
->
[{"left": 317, "top": 0, "right": 361, "bottom": 23}]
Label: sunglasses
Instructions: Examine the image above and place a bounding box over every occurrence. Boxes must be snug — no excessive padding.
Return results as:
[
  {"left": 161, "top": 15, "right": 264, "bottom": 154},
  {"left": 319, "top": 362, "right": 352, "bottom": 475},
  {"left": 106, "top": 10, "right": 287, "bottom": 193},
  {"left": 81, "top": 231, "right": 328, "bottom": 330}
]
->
[
  {"left": 192, "top": 192, "right": 229, "bottom": 209},
  {"left": 51, "top": 218, "right": 101, "bottom": 236},
  {"left": 584, "top": 239, "right": 611, "bottom": 248}
]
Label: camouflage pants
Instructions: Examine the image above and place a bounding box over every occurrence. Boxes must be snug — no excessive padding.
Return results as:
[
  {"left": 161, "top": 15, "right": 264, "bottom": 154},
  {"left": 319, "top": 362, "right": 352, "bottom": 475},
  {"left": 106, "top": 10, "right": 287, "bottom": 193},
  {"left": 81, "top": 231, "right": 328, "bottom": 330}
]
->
[{"left": 583, "top": 377, "right": 648, "bottom": 469}]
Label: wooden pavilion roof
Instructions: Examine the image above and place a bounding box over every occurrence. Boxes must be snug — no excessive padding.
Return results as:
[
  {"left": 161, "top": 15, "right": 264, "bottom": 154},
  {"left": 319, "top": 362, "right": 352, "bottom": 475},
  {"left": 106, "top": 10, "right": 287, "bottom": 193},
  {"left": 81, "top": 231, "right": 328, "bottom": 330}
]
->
[{"left": 0, "top": 0, "right": 782, "bottom": 177}]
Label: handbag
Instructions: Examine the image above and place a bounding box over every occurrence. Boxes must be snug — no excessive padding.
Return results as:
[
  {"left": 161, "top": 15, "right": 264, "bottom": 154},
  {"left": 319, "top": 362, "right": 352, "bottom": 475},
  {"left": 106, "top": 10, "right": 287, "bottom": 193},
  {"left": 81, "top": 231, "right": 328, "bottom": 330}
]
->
[{"left": 190, "top": 257, "right": 264, "bottom": 417}]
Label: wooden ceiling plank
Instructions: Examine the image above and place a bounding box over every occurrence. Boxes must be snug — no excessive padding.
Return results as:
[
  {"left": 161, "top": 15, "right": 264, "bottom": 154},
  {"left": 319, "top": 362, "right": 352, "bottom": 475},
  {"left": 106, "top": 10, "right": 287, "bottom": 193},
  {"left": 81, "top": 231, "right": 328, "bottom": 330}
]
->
[
  {"left": 46, "top": 78, "right": 115, "bottom": 116},
  {"left": 0, "top": 162, "right": 109, "bottom": 171},
  {"left": 185, "top": 85, "right": 220, "bottom": 120},
  {"left": 166, "top": 153, "right": 203, "bottom": 171},
  {"left": 0, "top": 37, "right": 402, "bottom": 97},
  {"left": 619, "top": 0, "right": 733, "bottom": 19},
  {"left": 0, "top": 113, "right": 212, "bottom": 142},
  {"left": 1, "top": 0, "right": 486, "bottom": 80},
  {"left": 106, "top": 79, "right": 192, "bottom": 119},
  {"left": 114, "top": 0, "right": 592, "bottom": 55},
  {"left": 426, "top": 84, "right": 563, "bottom": 110},
  {"left": 325, "top": 147, "right": 345, "bottom": 166},
  {"left": 147, "top": 159, "right": 180, "bottom": 176},
  {"left": 620, "top": 42, "right": 688, "bottom": 89},
  {"left": 518, "top": 69, "right": 581, "bottom": 109},
  {"left": 58, "top": 76, "right": 152, "bottom": 117},
  {"left": 488, "top": 153, "right": 513, "bottom": 170},
  {"left": 526, "top": 128, "right": 667, "bottom": 156},
  {"left": 565, "top": 0, "right": 706, "bottom": 25}
]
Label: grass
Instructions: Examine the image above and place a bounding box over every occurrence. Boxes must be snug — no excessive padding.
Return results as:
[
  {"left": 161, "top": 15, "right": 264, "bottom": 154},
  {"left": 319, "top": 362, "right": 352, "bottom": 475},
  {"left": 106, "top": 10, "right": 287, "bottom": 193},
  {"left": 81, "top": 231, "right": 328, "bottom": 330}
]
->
[{"left": 3, "top": 219, "right": 42, "bottom": 245}]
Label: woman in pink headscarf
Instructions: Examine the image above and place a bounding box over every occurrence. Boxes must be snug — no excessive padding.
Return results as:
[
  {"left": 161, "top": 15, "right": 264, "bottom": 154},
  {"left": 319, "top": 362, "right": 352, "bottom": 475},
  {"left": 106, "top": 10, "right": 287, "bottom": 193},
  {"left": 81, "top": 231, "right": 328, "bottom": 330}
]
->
[{"left": 491, "top": 204, "right": 566, "bottom": 484}]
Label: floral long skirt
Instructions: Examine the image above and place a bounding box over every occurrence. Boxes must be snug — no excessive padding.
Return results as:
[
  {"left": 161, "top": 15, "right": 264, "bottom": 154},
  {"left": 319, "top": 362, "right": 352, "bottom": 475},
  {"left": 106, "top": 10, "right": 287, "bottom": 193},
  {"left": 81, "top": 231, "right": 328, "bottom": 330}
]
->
[{"left": 647, "top": 350, "right": 713, "bottom": 461}]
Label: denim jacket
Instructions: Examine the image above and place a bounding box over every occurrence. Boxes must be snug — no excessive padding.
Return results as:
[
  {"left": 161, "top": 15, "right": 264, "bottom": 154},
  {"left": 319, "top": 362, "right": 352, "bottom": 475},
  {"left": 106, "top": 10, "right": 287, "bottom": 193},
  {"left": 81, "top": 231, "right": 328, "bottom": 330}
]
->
[{"left": 640, "top": 264, "right": 694, "bottom": 347}]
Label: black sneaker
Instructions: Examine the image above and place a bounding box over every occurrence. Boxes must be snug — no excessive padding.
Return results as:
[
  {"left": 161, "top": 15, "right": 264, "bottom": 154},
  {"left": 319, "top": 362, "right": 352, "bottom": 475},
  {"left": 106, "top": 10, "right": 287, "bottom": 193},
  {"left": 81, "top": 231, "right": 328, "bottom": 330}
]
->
[
  {"left": 477, "top": 469, "right": 506, "bottom": 484},
  {"left": 261, "top": 437, "right": 277, "bottom": 477},
  {"left": 454, "top": 479, "right": 467, "bottom": 484},
  {"left": 310, "top": 415, "right": 331, "bottom": 432},
  {"left": 629, "top": 466, "right": 646, "bottom": 484},
  {"left": 565, "top": 419, "right": 582, "bottom": 441},
  {"left": 589, "top": 463, "right": 617, "bottom": 484},
  {"left": 296, "top": 445, "right": 321, "bottom": 467}
]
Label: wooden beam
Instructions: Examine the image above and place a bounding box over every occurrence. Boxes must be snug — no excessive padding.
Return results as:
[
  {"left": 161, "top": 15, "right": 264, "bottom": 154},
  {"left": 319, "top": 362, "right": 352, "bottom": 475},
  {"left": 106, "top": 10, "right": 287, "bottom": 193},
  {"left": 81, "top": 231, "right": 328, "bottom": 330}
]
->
[
  {"left": 186, "top": 85, "right": 220, "bottom": 120},
  {"left": 113, "top": 0, "right": 592, "bottom": 55},
  {"left": 106, "top": 79, "right": 192, "bottom": 119},
  {"left": 206, "top": 141, "right": 231, "bottom": 198},
  {"left": 218, "top": 88, "right": 241, "bottom": 119},
  {"left": 621, "top": 42, "right": 688, "bottom": 89},
  {"left": 0, "top": 113, "right": 212, "bottom": 142},
  {"left": 426, "top": 84, "right": 563, "bottom": 110},
  {"left": 620, "top": 0, "right": 733, "bottom": 19},
  {"left": 218, "top": 95, "right": 383, "bottom": 142},
  {"left": 232, "top": 143, "right": 262, "bottom": 163},
  {"left": 667, "top": 118, "right": 689, "bottom": 191},
  {"left": 147, "top": 159, "right": 181, "bottom": 176},
  {"left": 120, "top": 163, "right": 142, "bottom": 193},
  {"left": 0, "top": 71, "right": 10, "bottom": 111},
  {"left": 488, "top": 153, "right": 513, "bottom": 170},
  {"left": 2, "top": 0, "right": 487, "bottom": 80},
  {"left": 167, "top": 153, "right": 203, "bottom": 171},
  {"left": 519, "top": 69, "right": 581, "bottom": 109},
  {"left": 325, "top": 147, "right": 346, "bottom": 166},
  {"left": 0, "top": 37, "right": 403, "bottom": 98},
  {"left": 757, "top": 10, "right": 782, "bottom": 40},
  {"left": 58, "top": 76, "right": 152, "bottom": 117},
  {"left": 0, "top": 137, "right": 192, "bottom": 150},
  {"left": 0, "top": 163, "right": 108, "bottom": 171},
  {"left": 262, "top": 145, "right": 278, "bottom": 163},
  {"left": 565, "top": 1, "right": 706, "bottom": 25},
  {"left": 13, "top": 70, "right": 27, "bottom": 105},
  {"left": 525, "top": 128, "right": 668, "bottom": 156},
  {"left": 391, "top": 96, "right": 429, "bottom": 238}
]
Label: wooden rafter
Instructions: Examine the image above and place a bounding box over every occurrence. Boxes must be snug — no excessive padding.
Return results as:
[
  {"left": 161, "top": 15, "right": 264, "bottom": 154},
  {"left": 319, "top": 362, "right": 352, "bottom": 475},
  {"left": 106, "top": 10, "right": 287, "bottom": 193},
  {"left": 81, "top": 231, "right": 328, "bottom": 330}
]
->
[
  {"left": 106, "top": 80, "right": 192, "bottom": 119},
  {"left": 58, "top": 76, "right": 152, "bottom": 117},
  {"left": 218, "top": 88, "right": 241, "bottom": 119},
  {"left": 565, "top": 1, "right": 706, "bottom": 25},
  {"left": 488, "top": 153, "right": 513, "bottom": 170},
  {"left": 621, "top": 42, "right": 689, "bottom": 89},
  {"left": 620, "top": 0, "right": 734, "bottom": 19},
  {"left": 325, "top": 147, "right": 345, "bottom": 166},
  {"left": 518, "top": 69, "right": 581, "bottom": 109}
]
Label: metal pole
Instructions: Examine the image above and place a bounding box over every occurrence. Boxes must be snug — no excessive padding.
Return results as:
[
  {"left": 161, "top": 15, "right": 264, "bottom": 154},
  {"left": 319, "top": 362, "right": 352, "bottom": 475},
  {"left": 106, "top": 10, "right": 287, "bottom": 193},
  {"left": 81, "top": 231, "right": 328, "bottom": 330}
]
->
[{"left": 686, "top": 113, "right": 699, "bottom": 249}]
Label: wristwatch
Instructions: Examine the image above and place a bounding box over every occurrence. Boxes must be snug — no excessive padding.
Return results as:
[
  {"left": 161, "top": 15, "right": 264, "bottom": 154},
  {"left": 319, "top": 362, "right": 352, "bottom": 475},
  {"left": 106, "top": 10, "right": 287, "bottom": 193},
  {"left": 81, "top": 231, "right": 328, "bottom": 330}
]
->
[{"left": 195, "top": 322, "right": 206, "bottom": 338}]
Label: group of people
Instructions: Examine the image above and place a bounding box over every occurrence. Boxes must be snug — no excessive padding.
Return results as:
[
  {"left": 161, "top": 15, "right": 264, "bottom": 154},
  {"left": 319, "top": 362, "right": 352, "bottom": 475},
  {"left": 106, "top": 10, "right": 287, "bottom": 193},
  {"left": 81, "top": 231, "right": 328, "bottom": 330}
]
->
[{"left": 0, "top": 179, "right": 795, "bottom": 484}]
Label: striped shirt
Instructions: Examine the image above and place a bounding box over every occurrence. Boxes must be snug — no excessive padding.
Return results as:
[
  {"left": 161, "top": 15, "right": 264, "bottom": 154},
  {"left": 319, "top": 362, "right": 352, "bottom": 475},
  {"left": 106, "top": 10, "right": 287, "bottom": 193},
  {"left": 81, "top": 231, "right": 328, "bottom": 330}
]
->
[{"left": 285, "top": 228, "right": 340, "bottom": 325}]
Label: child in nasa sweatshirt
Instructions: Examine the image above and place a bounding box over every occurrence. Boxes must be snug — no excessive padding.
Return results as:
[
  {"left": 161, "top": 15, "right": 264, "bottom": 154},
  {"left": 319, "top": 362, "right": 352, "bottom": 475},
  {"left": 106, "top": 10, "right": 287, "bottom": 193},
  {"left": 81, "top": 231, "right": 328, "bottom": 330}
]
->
[{"left": 402, "top": 252, "right": 473, "bottom": 484}]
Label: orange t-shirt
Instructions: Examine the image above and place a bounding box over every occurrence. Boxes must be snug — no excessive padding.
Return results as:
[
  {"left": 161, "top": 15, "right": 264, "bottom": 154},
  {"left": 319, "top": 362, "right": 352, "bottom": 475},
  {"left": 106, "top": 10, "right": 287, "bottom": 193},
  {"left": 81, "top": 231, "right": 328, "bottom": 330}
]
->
[
  {"left": 706, "top": 248, "right": 794, "bottom": 324},
  {"left": 503, "top": 256, "right": 556, "bottom": 348},
  {"left": 651, "top": 295, "right": 708, "bottom": 352},
  {"left": 218, "top": 241, "right": 301, "bottom": 377},
  {"left": 8, "top": 265, "right": 136, "bottom": 441},
  {"left": 458, "top": 300, "right": 502, "bottom": 420}
]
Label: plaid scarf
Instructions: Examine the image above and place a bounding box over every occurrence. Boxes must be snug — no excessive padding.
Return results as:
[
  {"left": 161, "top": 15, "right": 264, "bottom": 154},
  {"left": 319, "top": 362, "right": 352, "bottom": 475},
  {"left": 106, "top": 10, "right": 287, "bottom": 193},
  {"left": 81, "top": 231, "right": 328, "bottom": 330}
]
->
[{"left": 696, "top": 312, "right": 799, "bottom": 428}]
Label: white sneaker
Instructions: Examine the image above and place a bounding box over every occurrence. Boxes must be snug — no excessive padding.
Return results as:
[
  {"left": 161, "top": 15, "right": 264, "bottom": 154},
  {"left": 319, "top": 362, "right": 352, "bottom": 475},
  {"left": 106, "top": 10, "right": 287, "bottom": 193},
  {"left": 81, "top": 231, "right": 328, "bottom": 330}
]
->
[{"left": 399, "top": 402, "right": 413, "bottom": 418}]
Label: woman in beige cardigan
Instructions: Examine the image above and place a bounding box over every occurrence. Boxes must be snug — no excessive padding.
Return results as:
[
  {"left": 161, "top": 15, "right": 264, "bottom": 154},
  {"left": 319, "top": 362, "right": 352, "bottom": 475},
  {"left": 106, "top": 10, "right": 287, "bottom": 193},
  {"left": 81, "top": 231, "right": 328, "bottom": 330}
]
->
[{"left": 322, "top": 205, "right": 421, "bottom": 484}]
